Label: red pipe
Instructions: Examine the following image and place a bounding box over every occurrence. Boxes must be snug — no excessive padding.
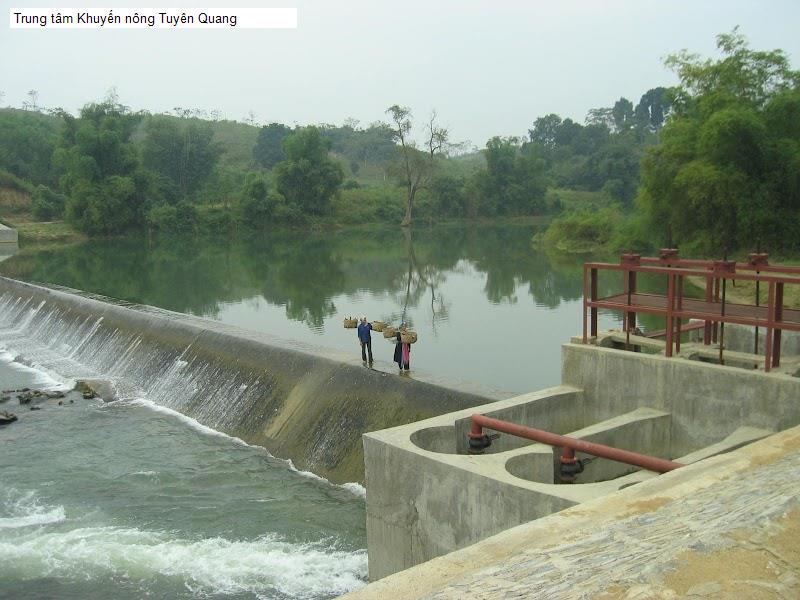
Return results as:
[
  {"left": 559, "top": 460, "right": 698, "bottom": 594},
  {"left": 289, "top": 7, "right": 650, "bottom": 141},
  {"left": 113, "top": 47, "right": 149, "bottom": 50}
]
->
[{"left": 470, "top": 414, "right": 682, "bottom": 473}]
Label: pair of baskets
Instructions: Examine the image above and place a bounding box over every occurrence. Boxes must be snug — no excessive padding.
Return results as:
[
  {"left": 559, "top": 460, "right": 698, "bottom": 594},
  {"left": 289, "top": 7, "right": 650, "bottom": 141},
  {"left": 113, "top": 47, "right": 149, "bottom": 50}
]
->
[
  {"left": 344, "top": 317, "right": 418, "bottom": 344},
  {"left": 382, "top": 326, "right": 417, "bottom": 344},
  {"left": 344, "top": 318, "right": 389, "bottom": 333}
]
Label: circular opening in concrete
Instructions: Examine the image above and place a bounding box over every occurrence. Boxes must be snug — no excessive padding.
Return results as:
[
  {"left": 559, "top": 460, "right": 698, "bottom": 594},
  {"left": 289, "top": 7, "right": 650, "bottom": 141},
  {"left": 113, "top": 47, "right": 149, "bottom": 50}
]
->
[
  {"left": 410, "top": 426, "right": 457, "bottom": 454},
  {"left": 504, "top": 453, "right": 553, "bottom": 484}
]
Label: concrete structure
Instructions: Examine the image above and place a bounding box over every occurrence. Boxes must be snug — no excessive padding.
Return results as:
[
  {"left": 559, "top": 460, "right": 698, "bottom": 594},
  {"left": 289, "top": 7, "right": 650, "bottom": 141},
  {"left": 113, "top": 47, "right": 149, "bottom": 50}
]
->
[
  {"left": 344, "top": 424, "right": 800, "bottom": 599},
  {"left": 0, "top": 222, "right": 17, "bottom": 245},
  {"left": 0, "top": 276, "right": 509, "bottom": 483},
  {"left": 0, "top": 223, "right": 18, "bottom": 262},
  {"left": 363, "top": 341, "right": 800, "bottom": 580}
]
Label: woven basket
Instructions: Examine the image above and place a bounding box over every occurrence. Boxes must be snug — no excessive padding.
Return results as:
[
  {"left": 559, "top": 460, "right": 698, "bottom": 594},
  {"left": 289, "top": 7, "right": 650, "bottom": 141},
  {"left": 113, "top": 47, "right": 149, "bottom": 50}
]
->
[
  {"left": 343, "top": 317, "right": 358, "bottom": 329},
  {"left": 372, "top": 321, "right": 386, "bottom": 332},
  {"left": 383, "top": 326, "right": 397, "bottom": 339},
  {"left": 400, "top": 331, "right": 418, "bottom": 344}
]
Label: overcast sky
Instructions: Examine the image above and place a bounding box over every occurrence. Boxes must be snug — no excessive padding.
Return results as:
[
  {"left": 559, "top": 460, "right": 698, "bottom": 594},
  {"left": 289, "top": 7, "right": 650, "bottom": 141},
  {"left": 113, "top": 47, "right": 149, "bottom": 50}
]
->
[{"left": 2, "top": 0, "right": 799, "bottom": 146}]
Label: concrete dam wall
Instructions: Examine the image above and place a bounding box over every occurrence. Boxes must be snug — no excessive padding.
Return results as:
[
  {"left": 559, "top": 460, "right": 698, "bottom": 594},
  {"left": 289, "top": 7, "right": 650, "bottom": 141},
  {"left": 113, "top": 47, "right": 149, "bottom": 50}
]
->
[{"left": 0, "top": 276, "right": 503, "bottom": 483}]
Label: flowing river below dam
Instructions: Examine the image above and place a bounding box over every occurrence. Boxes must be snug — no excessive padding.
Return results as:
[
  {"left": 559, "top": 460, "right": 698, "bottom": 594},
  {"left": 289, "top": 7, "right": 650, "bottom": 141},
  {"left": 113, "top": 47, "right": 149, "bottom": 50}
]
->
[
  {"left": 0, "top": 222, "right": 642, "bottom": 598},
  {"left": 0, "top": 356, "right": 366, "bottom": 599}
]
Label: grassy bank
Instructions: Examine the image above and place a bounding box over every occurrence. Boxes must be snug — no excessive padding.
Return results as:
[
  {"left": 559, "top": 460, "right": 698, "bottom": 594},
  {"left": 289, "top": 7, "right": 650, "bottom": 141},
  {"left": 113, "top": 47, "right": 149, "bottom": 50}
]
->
[
  {"left": 0, "top": 183, "right": 86, "bottom": 245},
  {"left": 686, "top": 258, "right": 800, "bottom": 309}
]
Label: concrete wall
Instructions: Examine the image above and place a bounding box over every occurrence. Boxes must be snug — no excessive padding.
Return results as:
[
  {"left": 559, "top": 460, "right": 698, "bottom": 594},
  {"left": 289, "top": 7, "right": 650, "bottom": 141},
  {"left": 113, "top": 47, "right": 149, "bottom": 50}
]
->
[
  {"left": 364, "top": 388, "right": 582, "bottom": 581},
  {"left": 345, "top": 425, "right": 800, "bottom": 600},
  {"left": 688, "top": 322, "right": 800, "bottom": 358},
  {"left": 0, "top": 276, "right": 506, "bottom": 483},
  {"left": 364, "top": 387, "right": 682, "bottom": 580},
  {"left": 0, "top": 223, "right": 17, "bottom": 245},
  {"left": 364, "top": 342, "right": 800, "bottom": 580},
  {"left": 562, "top": 343, "right": 800, "bottom": 457}
]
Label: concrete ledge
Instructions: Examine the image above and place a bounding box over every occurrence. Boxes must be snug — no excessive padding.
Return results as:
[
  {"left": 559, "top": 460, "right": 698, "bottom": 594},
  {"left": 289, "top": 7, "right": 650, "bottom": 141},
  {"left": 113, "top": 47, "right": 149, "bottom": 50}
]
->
[
  {"left": 0, "top": 223, "right": 17, "bottom": 244},
  {"left": 345, "top": 425, "right": 800, "bottom": 599},
  {"left": 364, "top": 342, "right": 800, "bottom": 580},
  {"left": 561, "top": 342, "right": 800, "bottom": 457}
]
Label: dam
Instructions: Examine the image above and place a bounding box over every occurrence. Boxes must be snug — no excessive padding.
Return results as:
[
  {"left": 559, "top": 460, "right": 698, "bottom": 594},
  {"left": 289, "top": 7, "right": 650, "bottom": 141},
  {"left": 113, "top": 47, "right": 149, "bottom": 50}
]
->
[{"left": 2, "top": 247, "right": 799, "bottom": 598}]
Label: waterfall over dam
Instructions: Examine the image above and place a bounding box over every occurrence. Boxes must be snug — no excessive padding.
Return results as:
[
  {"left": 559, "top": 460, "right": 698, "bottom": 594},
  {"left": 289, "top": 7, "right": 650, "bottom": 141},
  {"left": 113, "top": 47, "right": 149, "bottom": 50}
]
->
[{"left": 0, "top": 276, "right": 503, "bottom": 483}]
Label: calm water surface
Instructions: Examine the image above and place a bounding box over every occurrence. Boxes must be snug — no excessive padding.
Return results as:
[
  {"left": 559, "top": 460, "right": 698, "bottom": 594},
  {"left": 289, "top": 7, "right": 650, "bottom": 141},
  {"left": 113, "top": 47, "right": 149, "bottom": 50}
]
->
[{"left": 1, "top": 222, "right": 625, "bottom": 394}]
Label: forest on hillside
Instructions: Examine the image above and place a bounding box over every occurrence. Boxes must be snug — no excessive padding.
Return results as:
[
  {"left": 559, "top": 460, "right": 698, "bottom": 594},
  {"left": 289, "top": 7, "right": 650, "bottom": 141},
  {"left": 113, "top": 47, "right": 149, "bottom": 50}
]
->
[{"left": 1, "top": 31, "right": 798, "bottom": 255}]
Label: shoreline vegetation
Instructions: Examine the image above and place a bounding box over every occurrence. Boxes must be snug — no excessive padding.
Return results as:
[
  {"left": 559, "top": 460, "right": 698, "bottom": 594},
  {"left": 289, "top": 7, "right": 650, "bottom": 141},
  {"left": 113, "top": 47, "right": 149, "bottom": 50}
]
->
[{"left": 1, "top": 31, "right": 798, "bottom": 269}]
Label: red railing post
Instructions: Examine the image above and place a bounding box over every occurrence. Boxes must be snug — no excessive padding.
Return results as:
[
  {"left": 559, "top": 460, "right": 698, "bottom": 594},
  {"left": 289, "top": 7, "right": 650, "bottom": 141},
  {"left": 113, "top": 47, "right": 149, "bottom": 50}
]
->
[
  {"left": 765, "top": 282, "right": 775, "bottom": 372},
  {"left": 582, "top": 264, "right": 588, "bottom": 343},
  {"left": 704, "top": 274, "right": 713, "bottom": 345},
  {"left": 675, "top": 275, "right": 683, "bottom": 354},
  {"left": 773, "top": 282, "right": 784, "bottom": 368},
  {"left": 590, "top": 267, "right": 598, "bottom": 339},
  {"left": 665, "top": 273, "right": 675, "bottom": 357}
]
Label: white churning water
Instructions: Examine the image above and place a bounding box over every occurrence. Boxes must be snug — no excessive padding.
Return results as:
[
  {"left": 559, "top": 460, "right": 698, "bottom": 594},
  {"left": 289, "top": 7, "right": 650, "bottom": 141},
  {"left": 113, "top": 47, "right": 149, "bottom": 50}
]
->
[{"left": 0, "top": 291, "right": 368, "bottom": 600}]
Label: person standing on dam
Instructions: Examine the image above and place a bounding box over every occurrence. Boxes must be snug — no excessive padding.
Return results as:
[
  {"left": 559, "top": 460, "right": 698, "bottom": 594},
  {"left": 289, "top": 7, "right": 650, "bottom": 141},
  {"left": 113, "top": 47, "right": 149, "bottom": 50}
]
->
[
  {"left": 357, "top": 315, "right": 373, "bottom": 364},
  {"left": 394, "top": 324, "right": 411, "bottom": 372}
]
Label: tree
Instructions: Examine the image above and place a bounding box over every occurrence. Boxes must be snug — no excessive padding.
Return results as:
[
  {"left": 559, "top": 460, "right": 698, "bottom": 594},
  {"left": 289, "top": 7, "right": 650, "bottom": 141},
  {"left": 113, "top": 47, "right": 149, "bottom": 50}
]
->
[
  {"left": 273, "top": 126, "right": 344, "bottom": 215},
  {"left": 240, "top": 172, "right": 282, "bottom": 227},
  {"left": 386, "top": 105, "right": 450, "bottom": 227},
  {"left": 612, "top": 98, "right": 635, "bottom": 132},
  {"left": 638, "top": 30, "right": 800, "bottom": 253},
  {"left": 635, "top": 87, "right": 672, "bottom": 131},
  {"left": 141, "top": 115, "right": 220, "bottom": 198},
  {"left": 23, "top": 90, "right": 40, "bottom": 112},
  {"left": 0, "top": 109, "right": 60, "bottom": 185},
  {"left": 54, "top": 101, "right": 151, "bottom": 234},
  {"left": 470, "top": 137, "right": 547, "bottom": 216},
  {"left": 529, "top": 114, "right": 562, "bottom": 150},
  {"left": 253, "top": 123, "right": 292, "bottom": 169}
]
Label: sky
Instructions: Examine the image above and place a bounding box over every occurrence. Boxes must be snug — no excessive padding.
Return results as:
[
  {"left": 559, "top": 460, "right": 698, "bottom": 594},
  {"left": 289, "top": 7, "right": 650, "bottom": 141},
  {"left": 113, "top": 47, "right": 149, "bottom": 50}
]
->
[{"left": 2, "top": 0, "right": 800, "bottom": 146}]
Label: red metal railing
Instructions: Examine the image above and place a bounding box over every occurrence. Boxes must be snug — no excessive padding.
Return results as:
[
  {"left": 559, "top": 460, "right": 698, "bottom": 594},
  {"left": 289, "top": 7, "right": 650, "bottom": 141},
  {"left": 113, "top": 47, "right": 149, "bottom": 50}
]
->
[
  {"left": 469, "top": 414, "right": 682, "bottom": 476},
  {"left": 582, "top": 250, "right": 800, "bottom": 371}
]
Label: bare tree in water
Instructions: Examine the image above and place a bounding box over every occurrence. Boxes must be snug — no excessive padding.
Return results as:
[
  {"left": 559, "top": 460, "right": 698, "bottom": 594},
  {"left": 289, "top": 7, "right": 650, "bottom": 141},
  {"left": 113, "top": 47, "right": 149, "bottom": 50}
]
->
[{"left": 386, "top": 105, "right": 451, "bottom": 227}]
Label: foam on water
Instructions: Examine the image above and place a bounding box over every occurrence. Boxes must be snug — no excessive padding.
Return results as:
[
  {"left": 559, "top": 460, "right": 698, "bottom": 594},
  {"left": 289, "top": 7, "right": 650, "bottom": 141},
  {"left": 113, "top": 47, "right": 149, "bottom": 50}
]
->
[
  {"left": 0, "top": 489, "right": 67, "bottom": 530},
  {"left": 1, "top": 524, "right": 366, "bottom": 598},
  {"left": 124, "top": 397, "right": 367, "bottom": 498},
  {"left": 0, "top": 486, "right": 366, "bottom": 597},
  {"left": 0, "top": 347, "right": 73, "bottom": 392}
]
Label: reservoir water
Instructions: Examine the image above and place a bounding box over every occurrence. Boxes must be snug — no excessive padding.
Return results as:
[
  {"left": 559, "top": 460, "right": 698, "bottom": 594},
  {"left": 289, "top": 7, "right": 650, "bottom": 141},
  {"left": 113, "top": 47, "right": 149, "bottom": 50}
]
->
[
  {"left": 0, "top": 222, "right": 623, "bottom": 598},
  {"left": 0, "top": 223, "right": 622, "bottom": 394}
]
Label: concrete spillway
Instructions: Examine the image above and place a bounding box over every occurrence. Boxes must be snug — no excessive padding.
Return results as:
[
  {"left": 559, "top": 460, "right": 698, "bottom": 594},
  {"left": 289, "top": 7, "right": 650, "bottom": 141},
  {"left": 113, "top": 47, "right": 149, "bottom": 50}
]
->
[{"left": 0, "top": 276, "right": 504, "bottom": 483}]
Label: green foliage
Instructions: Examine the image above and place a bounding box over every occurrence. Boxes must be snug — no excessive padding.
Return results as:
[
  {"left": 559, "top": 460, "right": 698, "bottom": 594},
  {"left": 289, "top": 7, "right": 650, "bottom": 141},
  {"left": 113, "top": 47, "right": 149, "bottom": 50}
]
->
[
  {"left": 146, "top": 201, "right": 198, "bottom": 234},
  {"left": 274, "top": 127, "right": 344, "bottom": 216},
  {"left": 31, "top": 185, "right": 66, "bottom": 220},
  {"left": 639, "top": 30, "right": 800, "bottom": 253},
  {"left": 536, "top": 208, "right": 622, "bottom": 253},
  {"left": 240, "top": 172, "right": 279, "bottom": 227},
  {"left": 56, "top": 102, "right": 149, "bottom": 234},
  {"left": 0, "top": 168, "right": 36, "bottom": 195},
  {"left": 0, "top": 109, "right": 60, "bottom": 186},
  {"left": 253, "top": 122, "right": 292, "bottom": 169},
  {"left": 468, "top": 137, "right": 547, "bottom": 216},
  {"left": 427, "top": 175, "right": 466, "bottom": 218},
  {"left": 526, "top": 88, "right": 670, "bottom": 207},
  {"left": 141, "top": 115, "right": 221, "bottom": 198},
  {"left": 331, "top": 185, "right": 406, "bottom": 223}
]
